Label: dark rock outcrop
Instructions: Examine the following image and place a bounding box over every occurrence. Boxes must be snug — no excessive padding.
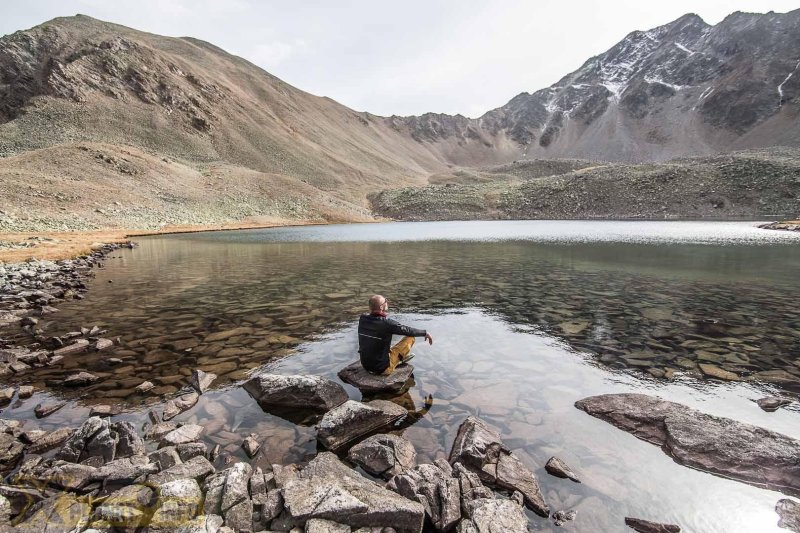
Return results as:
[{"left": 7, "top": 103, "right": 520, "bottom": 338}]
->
[
  {"left": 625, "top": 516, "right": 681, "bottom": 532},
  {"left": 576, "top": 393, "right": 800, "bottom": 496},
  {"left": 243, "top": 373, "right": 348, "bottom": 413}
]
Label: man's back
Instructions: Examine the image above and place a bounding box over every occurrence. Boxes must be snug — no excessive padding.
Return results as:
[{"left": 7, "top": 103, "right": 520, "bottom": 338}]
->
[{"left": 358, "top": 313, "right": 426, "bottom": 374}]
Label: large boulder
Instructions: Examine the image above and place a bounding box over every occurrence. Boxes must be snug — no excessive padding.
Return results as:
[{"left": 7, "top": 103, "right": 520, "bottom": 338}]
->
[
  {"left": 347, "top": 433, "right": 417, "bottom": 478},
  {"left": 449, "top": 416, "right": 549, "bottom": 517},
  {"left": 317, "top": 400, "right": 408, "bottom": 450},
  {"left": 575, "top": 393, "right": 800, "bottom": 497},
  {"left": 387, "top": 459, "right": 461, "bottom": 531},
  {"left": 281, "top": 452, "right": 425, "bottom": 531},
  {"left": 243, "top": 373, "right": 348, "bottom": 415},
  {"left": 338, "top": 361, "right": 414, "bottom": 393},
  {"left": 457, "top": 498, "right": 529, "bottom": 533},
  {"left": 149, "top": 478, "right": 204, "bottom": 531}
]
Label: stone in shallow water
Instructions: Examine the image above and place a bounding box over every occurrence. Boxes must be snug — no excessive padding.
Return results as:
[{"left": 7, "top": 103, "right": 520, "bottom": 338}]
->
[
  {"left": 243, "top": 373, "right": 348, "bottom": 412},
  {"left": 163, "top": 392, "right": 200, "bottom": 421},
  {"left": 347, "top": 433, "right": 417, "bottom": 478},
  {"left": 337, "top": 361, "right": 414, "bottom": 393},
  {"left": 545, "top": 456, "right": 581, "bottom": 483},
  {"left": 317, "top": 400, "right": 407, "bottom": 450},
  {"left": 698, "top": 363, "right": 738, "bottom": 381},
  {"left": 160, "top": 424, "right": 204, "bottom": 447},
  {"left": 190, "top": 369, "right": 217, "bottom": 394},
  {"left": 757, "top": 396, "right": 794, "bottom": 412},
  {"left": 575, "top": 393, "right": 800, "bottom": 497},
  {"left": 553, "top": 509, "right": 577, "bottom": 526},
  {"left": 624, "top": 517, "right": 681, "bottom": 532},
  {"left": 17, "top": 385, "right": 33, "bottom": 398},
  {"left": 242, "top": 433, "right": 260, "bottom": 458},
  {"left": 777, "top": 499, "right": 800, "bottom": 533},
  {"left": 449, "top": 416, "right": 549, "bottom": 517},
  {"left": 64, "top": 371, "right": 100, "bottom": 387}
]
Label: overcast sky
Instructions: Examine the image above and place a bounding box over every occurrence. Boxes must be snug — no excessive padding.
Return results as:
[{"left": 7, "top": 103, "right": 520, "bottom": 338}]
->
[{"left": 2, "top": 1, "right": 798, "bottom": 117}]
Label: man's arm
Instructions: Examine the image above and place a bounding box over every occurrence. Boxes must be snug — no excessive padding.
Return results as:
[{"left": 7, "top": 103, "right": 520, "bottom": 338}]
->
[{"left": 386, "top": 318, "right": 426, "bottom": 338}]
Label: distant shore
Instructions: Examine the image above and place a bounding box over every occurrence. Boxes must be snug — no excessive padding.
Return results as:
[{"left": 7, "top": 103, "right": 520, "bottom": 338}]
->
[
  {"left": 0, "top": 219, "right": 338, "bottom": 263},
  {"left": 759, "top": 220, "right": 800, "bottom": 232}
]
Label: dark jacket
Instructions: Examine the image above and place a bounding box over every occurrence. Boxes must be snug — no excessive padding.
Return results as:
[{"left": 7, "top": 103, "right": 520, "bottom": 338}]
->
[{"left": 358, "top": 313, "right": 427, "bottom": 374}]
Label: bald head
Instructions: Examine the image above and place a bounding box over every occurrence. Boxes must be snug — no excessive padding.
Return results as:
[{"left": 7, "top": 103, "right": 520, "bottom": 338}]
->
[{"left": 369, "top": 294, "right": 387, "bottom": 313}]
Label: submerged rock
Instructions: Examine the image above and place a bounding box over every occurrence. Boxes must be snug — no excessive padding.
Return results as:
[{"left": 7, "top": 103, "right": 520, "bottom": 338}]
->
[
  {"left": 34, "top": 401, "right": 65, "bottom": 418},
  {"left": 317, "top": 400, "right": 407, "bottom": 450},
  {"left": 282, "top": 452, "right": 424, "bottom": 530},
  {"left": 243, "top": 373, "right": 348, "bottom": 412},
  {"left": 777, "top": 499, "right": 800, "bottom": 533},
  {"left": 553, "top": 509, "right": 577, "bottom": 526},
  {"left": 338, "top": 361, "right": 414, "bottom": 393},
  {"left": 545, "top": 456, "right": 581, "bottom": 483},
  {"left": 625, "top": 517, "right": 681, "bottom": 532},
  {"left": 449, "top": 416, "right": 549, "bottom": 517},
  {"left": 757, "top": 396, "right": 794, "bottom": 412},
  {"left": 576, "top": 393, "right": 800, "bottom": 497}
]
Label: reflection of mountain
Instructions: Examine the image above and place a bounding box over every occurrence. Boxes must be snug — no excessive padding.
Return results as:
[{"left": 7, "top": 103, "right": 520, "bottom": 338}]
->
[{"left": 28, "top": 236, "right": 800, "bottom": 399}]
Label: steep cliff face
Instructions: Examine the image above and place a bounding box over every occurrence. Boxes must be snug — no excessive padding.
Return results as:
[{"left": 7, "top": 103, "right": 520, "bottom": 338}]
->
[{"left": 388, "top": 10, "right": 800, "bottom": 162}]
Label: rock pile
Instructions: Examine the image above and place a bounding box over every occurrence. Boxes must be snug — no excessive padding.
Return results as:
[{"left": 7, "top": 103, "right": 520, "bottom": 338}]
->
[{"left": 0, "top": 242, "right": 133, "bottom": 379}]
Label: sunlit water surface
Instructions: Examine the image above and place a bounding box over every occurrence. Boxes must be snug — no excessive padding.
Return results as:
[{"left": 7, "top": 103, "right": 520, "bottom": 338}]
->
[{"left": 3, "top": 220, "right": 800, "bottom": 532}]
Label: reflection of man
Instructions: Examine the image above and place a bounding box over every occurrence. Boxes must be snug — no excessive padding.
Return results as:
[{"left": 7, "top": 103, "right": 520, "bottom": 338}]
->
[{"left": 358, "top": 295, "right": 433, "bottom": 375}]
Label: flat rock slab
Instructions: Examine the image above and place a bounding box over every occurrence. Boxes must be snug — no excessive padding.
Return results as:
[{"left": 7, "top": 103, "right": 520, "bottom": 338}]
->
[
  {"left": 337, "top": 361, "right": 414, "bottom": 393},
  {"left": 625, "top": 517, "right": 681, "bottom": 532},
  {"left": 449, "top": 415, "right": 549, "bottom": 517},
  {"left": 317, "top": 400, "right": 407, "bottom": 450},
  {"left": 576, "top": 393, "right": 800, "bottom": 497},
  {"left": 160, "top": 424, "right": 204, "bottom": 447},
  {"left": 243, "top": 373, "right": 348, "bottom": 413},
  {"left": 282, "top": 452, "right": 424, "bottom": 531}
]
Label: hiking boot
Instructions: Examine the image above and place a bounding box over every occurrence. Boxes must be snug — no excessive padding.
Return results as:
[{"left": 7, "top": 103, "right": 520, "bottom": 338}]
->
[{"left": 399, "top": 353, "right": 416, "bottom": 366}]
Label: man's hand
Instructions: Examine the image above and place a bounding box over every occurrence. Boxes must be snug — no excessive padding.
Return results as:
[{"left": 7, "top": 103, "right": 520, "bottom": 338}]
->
[{"left": 425, "top": 332, "right": 433, "bottom": 345}]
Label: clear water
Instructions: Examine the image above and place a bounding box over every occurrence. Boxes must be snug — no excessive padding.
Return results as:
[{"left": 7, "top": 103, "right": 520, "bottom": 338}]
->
[{"left": 3, "top": 220, "right": 800, "bottom": 532}]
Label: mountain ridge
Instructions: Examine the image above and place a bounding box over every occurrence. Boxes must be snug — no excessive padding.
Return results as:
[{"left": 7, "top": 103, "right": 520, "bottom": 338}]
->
[{"left": 0, "top": 11, "right": 798, "bottom": 232}]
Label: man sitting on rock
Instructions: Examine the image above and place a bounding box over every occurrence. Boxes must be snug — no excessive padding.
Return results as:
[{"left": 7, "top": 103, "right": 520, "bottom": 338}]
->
[{"left": 358, "top": 294, "right": 433, "bottom": 375}]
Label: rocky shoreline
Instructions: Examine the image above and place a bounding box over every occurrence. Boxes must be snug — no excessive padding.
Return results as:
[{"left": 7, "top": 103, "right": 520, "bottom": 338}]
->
[
  {"left": 760, "top": 221, "right": 800, "bottom": 232},
  {"left": 0, "top": 242, "right": 135, "bottom": 379},
  {"left": 0, "top": 367, "right": 711, "bottom": 533}
]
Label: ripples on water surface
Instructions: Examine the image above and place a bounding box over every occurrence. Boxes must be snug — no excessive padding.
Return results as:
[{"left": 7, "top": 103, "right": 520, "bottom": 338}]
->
[{"left": 4, "top": 220, "right": 800, "bottom": 532}]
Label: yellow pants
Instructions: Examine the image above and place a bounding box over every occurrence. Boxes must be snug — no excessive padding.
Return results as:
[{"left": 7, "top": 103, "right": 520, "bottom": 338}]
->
[{"left": 383, "top": 336, "right": 415, "bottom": 375}]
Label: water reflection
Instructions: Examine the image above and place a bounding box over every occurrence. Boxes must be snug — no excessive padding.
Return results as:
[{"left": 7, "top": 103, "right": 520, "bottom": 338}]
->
[{"left": 4, "top": 222, "right": 799, "bottom": 402}]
